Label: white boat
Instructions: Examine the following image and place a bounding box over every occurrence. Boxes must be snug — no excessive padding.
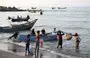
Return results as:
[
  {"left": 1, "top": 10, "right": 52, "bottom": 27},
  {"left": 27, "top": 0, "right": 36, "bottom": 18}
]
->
[{"left": 0, "top": 19, "right": 38, "bottom": 33}]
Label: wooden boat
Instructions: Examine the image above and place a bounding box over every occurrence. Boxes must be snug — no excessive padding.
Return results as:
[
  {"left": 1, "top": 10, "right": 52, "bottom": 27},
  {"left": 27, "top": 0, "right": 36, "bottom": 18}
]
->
[
  {"left": 0, "top": 19, "right": 38, "bottom": 32},
  {"left": 19, "top": 33, "right": 57, "bottom": 42}
]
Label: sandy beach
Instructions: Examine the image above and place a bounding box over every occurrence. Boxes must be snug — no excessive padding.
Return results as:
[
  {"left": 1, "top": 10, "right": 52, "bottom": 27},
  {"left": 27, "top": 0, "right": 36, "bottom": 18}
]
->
[
  {"left": 0, "top": 41, "right": 63, "bottom": 58},
  {"left": 0, "top": 50, "right": 28, "bottom": 58},
  {"left": 0, "top": 39, "right": 83, "bottom": 58}
]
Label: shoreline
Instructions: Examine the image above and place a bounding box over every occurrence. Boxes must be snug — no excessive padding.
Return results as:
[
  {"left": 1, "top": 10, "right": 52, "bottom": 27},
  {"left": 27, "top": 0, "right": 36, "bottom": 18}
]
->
[
  {"left": 0, "top": 40, "right": 81, "bottom": 58},
  {"left": 0, "top": 38, "right": 90, "bottom": 58}
]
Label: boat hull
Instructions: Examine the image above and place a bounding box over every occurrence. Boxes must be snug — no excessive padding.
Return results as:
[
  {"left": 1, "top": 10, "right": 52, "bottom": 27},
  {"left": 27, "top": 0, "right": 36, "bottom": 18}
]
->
[
  {"left": 0, "top": 19, "right": 37, "bottom": 32},
  {"left": 19, "top": 34, "right": 57, "bottom": 42},
  {"left": 11, "top": 18, "right": 29, "bottom": 22}
]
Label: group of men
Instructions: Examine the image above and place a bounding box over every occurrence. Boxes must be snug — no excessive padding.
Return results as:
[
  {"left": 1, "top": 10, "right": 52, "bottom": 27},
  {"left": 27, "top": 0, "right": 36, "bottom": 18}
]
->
[{"left": 8, "top": 28, "right": 81, "bottom": 56}]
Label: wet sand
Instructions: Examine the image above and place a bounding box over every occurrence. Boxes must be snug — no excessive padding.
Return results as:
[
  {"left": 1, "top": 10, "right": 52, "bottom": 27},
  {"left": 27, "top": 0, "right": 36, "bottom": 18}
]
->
[
  {"left": 0, "top": 50, "right": 27, "bottom": 58},
  {"left": 0, "top": 41, "right": 65, "bottom": 58},
  {"left": 0, "top": 49, "right": 65, "bottom": 58},
  {"left": 0, "top": 39, "right": 89, "bottom": 58}
]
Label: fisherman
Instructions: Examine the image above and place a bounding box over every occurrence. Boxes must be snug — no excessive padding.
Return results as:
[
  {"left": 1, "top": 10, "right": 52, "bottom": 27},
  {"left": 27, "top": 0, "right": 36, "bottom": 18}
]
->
[
  {"left": 27, "top": 15, "right": 30, "bottom": 19},
  {"left": 17, "top": 15, "right": 20, "bottom": 19},
  {"left": 35, "top": 30, "right": 40, "bottom": 51},
  {"left": 53, "top": 28, "right": 56, "bottom": 33},
  {"left": 8, "top": 16, "right": 11, "bottom": 20},
  {"left": 8, "top": 32, "right": 19, "bottom": 40},
  {"left": 73, "top": 33, "right": 81, "bottom": 49},
  {"left": 41, "top": 28, "right": 46, "bottom": 35},
  {"left": 40, "top": 11, "right": 43, "bottom": 15},
  {"left": 35, "top": 30, "right": 41, "bottom": 58},
  {"left": 40, "top": 9, "right": 43, "bottom": 15},
  {"left": 25, "top": 34, "right": 30, "bottom": 56},
  {"left": 57, "top": 30, "right": 64, "bottom": 48},
  {"left": 31, "top": 28, "right": 35, "bottom": 35}
]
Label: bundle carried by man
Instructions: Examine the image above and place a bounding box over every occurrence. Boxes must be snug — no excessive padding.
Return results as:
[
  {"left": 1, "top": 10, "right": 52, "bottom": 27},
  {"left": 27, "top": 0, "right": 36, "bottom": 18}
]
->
[{"left": 65, "top": 33, "right": 72, "bottom": 40}]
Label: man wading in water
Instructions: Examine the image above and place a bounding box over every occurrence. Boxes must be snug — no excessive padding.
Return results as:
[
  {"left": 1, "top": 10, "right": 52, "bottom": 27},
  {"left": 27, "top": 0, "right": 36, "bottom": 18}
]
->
[
  {"left": 57, "top": 30, "right": 64, "bottom": 48},
  {"left": 25, "top": 34, "right": 30, "bottom": 56},
  {"left": 73, "top": 33, "right": 81, "bottom": 49},
  {"left": 35, "top": 30, "right": 40, "bottom": 58}
]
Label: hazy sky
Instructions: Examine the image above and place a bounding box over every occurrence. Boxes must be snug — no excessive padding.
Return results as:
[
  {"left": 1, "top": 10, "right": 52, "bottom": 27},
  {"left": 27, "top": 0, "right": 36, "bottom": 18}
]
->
[{"left": 0, "top": 0, "right": 90, "bottom": 8}]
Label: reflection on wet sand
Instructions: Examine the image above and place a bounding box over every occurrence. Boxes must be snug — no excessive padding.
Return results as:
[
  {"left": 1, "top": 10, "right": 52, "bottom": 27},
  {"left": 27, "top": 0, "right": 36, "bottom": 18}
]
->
[
  {"left": 0, "top": 41, "right": 81, "bottom": 58},
  {"left": 8, "top": 43, "right": 25, "bottom": 53},
  {"left": 56, "top": 55, "right": 62, "bottom": 58},
  {"left": 40, "top": 52, "right": 43, "bottom": 58},
  {"left": 75, "top": 49, "right": 80, "bottom": 53}
]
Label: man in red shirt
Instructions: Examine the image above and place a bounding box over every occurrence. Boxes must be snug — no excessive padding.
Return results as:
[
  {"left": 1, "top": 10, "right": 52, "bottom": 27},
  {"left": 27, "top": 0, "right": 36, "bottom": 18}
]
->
[
  {"left": 35, "top": 30, "right": 40, "bottom": 58},
  {"left": 57, "top": 30, "right": 64, "bottom": 48},
  {"left": 35, "top": 30, "right": 40, "bottom": 51}
]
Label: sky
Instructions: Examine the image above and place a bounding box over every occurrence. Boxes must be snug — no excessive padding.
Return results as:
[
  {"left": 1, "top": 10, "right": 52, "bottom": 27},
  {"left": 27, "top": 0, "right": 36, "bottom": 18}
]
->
[{"left": 0, "top": 0, "right": 90, "bottom": 8}]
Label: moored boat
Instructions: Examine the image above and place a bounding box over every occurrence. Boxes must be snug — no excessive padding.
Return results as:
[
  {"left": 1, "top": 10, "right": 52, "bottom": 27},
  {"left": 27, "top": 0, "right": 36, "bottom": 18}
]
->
[
  {"left": 0, "top": 19, "right": 38, "bottom": 32},
  {"left": 57, "top": 7, "right": 67, "bottom": 9},
  {"left": 8, "top": 15, "right": 30, "bottom": 22}
]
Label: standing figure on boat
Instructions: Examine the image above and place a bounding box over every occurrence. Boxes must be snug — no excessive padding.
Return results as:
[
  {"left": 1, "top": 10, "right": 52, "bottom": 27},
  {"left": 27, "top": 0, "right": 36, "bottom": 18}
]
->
[
  {"left": 26, "top": 15, "right": 30, "bottom": 19},
  {"left": 57, "top": 30, "right": 64, "bottom": 48},
  {"left": 53, "top": 28, "right": 56, "bottom": 33},
  {"left": 31, "top": 28, "right": 35, "bottom": 35},
  {"left": 41, "top": 28, "right": 46, "bottom": 35},
  {"left": 40, "top": 9, "right": 43, "bottom": 15},
  {"left": 17, "top": 15, "right": 20, "bottom": 19}
]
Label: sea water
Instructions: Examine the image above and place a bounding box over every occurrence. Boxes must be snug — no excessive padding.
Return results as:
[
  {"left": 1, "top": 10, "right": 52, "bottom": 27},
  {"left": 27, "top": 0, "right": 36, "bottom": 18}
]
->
[{"left": 0, "top": 7, "right": 90, "bottom": 58}]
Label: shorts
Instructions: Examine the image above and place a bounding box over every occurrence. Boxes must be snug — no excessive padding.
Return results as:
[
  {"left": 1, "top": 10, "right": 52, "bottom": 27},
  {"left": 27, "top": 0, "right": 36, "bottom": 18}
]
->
[
  {"left": 58, "top": 40, "right": 62, "bottom": 45},
  {"left": 25, "top": 44, "right": 30, "bottom": 51}
]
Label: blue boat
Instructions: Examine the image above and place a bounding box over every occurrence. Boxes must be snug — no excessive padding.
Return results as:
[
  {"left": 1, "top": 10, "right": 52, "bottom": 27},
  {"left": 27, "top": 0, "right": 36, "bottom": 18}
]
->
[{"left": 19, "top": 33, "right": 57, "bottom": 42}]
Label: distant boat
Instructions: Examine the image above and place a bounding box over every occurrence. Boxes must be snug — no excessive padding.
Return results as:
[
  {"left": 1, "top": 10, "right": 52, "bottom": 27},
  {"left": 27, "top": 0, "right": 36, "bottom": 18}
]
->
[
  {"left": 52, "top": 7, "right": 56, "bottom": 9},
  {"left": 57, "top": 7, "right": 67, "bottom": 9},
  {"left": 8, "top": 15, "right": 30, "bottom": 22},
  {"left": 28, "top": 9, "right": 42, "bottom": 13},
  {"left": 0, "top": 6, "right": 26, "bottom": 11},
  {"left": 0, "top": 19, "right": 38, "bottom": 32},
  {"left": 31, "top": 7, "right": 37, "bottom": 9}
]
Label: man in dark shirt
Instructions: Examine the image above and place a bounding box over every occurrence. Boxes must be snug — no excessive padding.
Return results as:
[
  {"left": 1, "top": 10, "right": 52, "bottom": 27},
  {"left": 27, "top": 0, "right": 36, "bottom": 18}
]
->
[
  {"left": 25, "top": 34, "right": 30, "bottom": 56},
  {"left": 8, "top": 32, "right": 19, "bottom": 40}
]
